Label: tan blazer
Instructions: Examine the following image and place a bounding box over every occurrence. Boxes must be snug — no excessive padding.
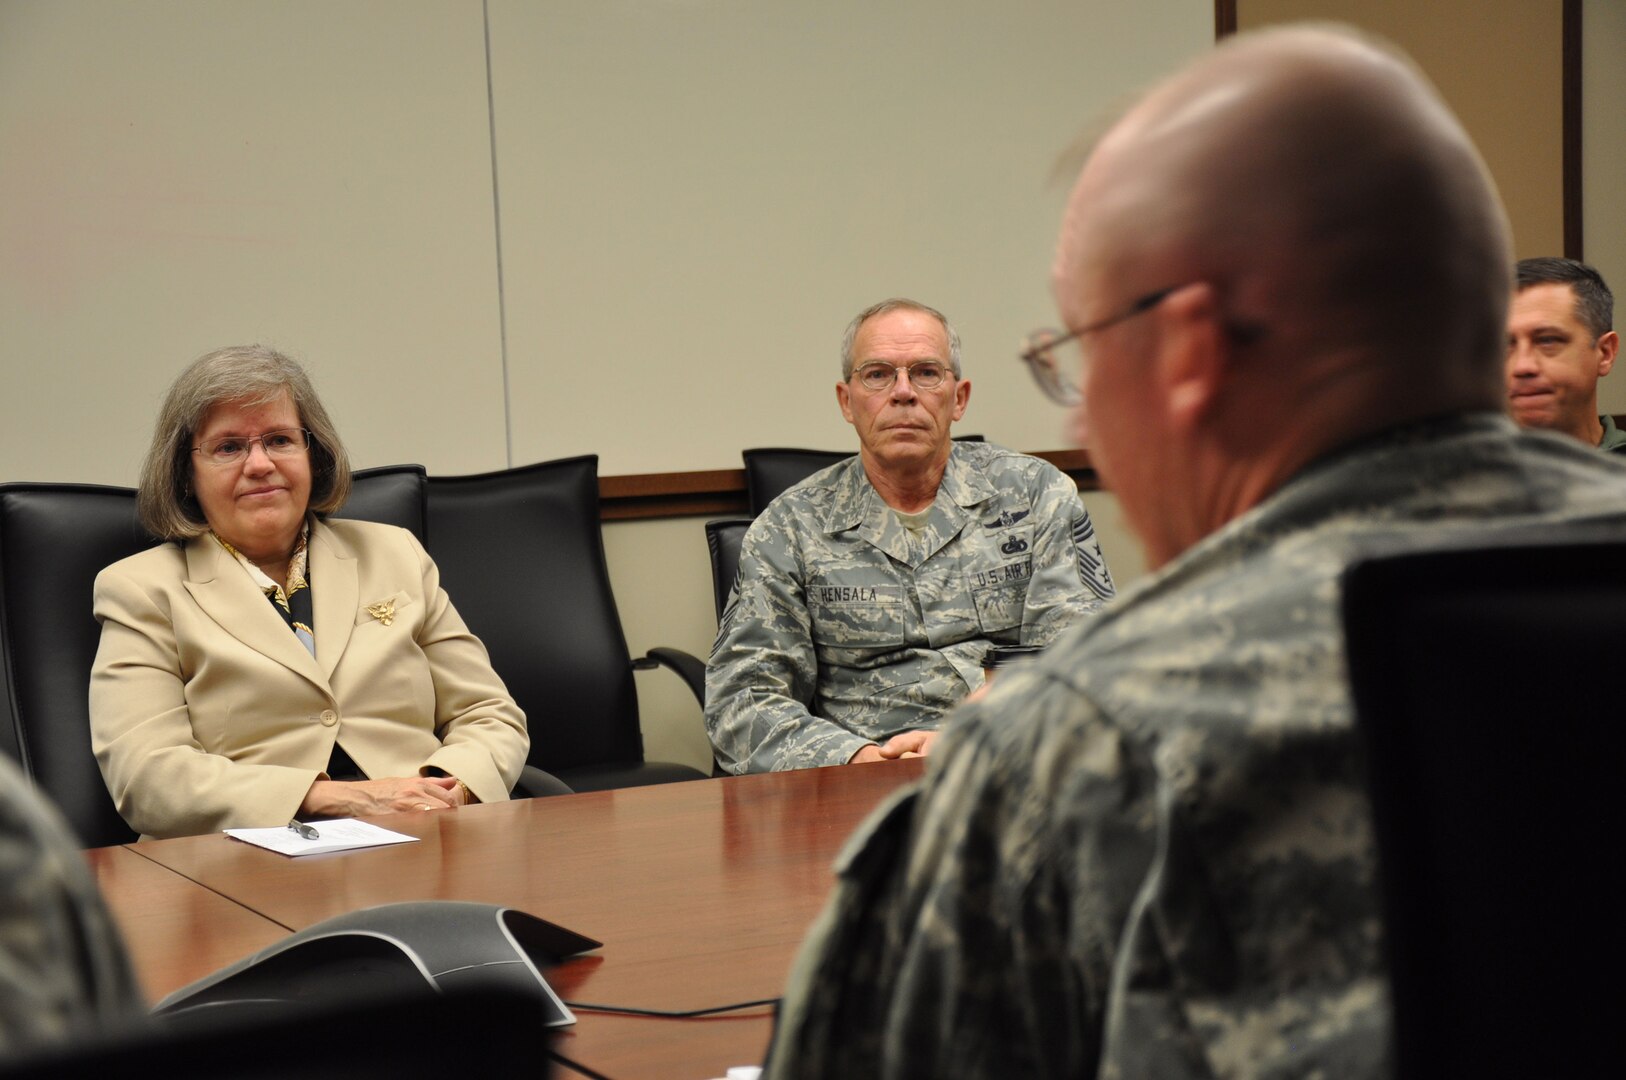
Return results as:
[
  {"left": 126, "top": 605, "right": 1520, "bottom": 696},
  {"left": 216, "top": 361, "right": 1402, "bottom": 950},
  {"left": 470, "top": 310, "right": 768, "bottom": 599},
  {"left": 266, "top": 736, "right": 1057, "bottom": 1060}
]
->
[{"left": 90, "top": 518, "right": 529, "bottom": 839}]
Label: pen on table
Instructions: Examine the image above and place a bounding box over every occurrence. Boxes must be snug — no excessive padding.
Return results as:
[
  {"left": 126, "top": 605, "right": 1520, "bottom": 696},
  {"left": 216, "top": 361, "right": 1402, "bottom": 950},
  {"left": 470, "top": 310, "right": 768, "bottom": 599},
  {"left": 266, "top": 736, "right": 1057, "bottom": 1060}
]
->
[{"left": 288, "top": 820, "right": 320, "bottom": 840}]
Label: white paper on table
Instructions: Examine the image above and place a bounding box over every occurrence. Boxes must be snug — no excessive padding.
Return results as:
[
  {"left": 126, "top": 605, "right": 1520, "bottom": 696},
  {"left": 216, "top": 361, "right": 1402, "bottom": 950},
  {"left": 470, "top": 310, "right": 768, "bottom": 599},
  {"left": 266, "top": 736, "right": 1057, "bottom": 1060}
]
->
[{"left": 223, "top": 819, "right": 420, "bottom": 857}]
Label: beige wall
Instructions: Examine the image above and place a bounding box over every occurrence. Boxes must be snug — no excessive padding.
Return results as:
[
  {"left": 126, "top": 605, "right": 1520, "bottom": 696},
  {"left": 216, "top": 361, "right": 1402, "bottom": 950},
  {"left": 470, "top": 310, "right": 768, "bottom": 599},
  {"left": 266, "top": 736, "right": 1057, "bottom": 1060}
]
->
[
  {"left": 487, "top": 0, "right": 1213, "bottom": 474},
  {"left": 1585, "top": 0, "right": 1626, "bottom": 415},
  {"left": 0, "top": 1, "right": 511, "bottom": 481},
  {"left": 0, "top": 0, "right": 1215, "bottom": 478},
  {"left": 2, "top": 1, "right": 1615, "bottom": 773}
]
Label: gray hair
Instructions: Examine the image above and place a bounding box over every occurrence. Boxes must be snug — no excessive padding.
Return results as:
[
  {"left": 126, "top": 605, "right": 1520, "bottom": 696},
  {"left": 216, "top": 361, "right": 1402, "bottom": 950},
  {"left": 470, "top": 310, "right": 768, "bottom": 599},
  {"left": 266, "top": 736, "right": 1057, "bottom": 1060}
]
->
[
  {"left": 839, "top": 298, "right": 962, "bottom": 380},
  {"left": 137, "top": 345, "right": 352, "bottom": 540},
  {"left": 1516, "top": 257, "right": 1614, "bottom": 341}
]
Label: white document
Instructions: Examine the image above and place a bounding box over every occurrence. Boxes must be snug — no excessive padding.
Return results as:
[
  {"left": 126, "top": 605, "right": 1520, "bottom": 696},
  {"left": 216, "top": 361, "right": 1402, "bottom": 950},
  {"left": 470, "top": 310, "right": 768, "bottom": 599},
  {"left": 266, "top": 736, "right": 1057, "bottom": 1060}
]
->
[{"left": 224, "top": 819, "right": 420, "bottom": 857}]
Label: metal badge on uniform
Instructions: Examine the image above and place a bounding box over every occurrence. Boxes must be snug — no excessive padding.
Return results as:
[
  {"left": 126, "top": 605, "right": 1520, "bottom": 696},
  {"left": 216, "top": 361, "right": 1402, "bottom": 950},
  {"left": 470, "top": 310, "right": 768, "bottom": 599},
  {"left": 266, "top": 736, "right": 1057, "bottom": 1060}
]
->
[
  {"left": 367, "top": 599, "right": 396, "bottom": 626},
  {"left": 984, "top": 509, "right": 1030, "bottom": 530}
]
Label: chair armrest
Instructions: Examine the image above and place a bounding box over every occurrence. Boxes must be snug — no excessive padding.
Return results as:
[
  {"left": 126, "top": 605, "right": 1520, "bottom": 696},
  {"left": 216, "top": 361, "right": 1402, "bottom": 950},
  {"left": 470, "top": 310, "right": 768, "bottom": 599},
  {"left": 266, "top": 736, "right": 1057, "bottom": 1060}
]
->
[
  {"left": 632, "top": 647, "right": 706, "bottom": 707},
  {"left": 513, "top": 764, "right": 574, "bottom": 799}
]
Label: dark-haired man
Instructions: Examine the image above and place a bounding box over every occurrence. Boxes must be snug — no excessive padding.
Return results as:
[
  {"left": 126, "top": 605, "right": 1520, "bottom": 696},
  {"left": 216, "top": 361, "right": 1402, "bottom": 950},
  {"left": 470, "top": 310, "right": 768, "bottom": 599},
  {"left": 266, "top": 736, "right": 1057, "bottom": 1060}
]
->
[{"left": 1506, "top": 257, "right": 1621, "bottom": 450}]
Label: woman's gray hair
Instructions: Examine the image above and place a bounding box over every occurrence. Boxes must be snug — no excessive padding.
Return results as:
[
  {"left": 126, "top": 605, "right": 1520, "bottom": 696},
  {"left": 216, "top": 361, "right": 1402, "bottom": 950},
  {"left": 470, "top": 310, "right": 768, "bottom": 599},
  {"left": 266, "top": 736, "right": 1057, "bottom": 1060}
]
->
[
  {"left": 839, "top": 298, "right": 963, "bottom": 380},
  {"left": 137, "top": 345, "right": 352, "bottom": 539}
]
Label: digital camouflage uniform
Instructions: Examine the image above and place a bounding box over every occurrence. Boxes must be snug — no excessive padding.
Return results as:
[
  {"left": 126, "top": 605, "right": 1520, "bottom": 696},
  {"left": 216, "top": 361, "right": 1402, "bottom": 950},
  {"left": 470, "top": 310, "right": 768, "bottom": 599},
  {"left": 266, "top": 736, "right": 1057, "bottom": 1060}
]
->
[
  {"left": 706, "top": 441, "right": 1114, "bottom": 774},
  {"left": 1, "top": 754, "right": 146, "bottom": 1052},
  {"left": 765, "top": 414, "right": 1626, "bottom": 1079}
]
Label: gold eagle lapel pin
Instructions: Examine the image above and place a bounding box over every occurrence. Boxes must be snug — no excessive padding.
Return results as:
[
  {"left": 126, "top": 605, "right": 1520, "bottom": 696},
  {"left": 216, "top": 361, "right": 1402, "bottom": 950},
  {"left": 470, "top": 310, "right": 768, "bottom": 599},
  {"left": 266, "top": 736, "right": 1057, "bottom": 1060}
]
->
[{"left": 367, "top": 599, "right": 397, "bottom": 626}]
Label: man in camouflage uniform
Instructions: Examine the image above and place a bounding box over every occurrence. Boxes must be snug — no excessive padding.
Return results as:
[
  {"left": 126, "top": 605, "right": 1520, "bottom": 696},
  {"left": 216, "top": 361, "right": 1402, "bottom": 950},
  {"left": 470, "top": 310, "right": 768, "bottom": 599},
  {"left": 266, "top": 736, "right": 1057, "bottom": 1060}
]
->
[
  {"left": 764, "top": 26, "right": 1626, "bottom": 1079},
  {"left": 1, "top": 754, "right": 146, "bottom": 1052},
  {"left": 706, "top": 299, "right": 1114, "bottom": 774}
]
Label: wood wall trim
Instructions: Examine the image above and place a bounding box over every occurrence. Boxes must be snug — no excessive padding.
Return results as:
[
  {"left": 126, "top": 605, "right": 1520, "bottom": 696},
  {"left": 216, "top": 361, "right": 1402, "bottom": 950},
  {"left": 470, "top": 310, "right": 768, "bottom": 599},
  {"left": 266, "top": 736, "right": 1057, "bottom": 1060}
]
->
[
  {"left": 599, "top": 468, "right": 747, "bottom": 520},
  {"left": 598, "top": 450, "right": 1101, "bottom": 521},
  {"left": 1215, "top": 0, "right": 1237, "bottom": 39}
]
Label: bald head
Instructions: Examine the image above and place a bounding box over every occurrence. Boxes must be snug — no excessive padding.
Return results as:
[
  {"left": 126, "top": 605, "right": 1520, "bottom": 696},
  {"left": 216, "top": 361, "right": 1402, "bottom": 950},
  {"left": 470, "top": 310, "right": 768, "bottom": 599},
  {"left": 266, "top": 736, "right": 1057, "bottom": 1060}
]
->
[
  {"left": 1057, "top": 25, "right": 1510, "bottom": 414},
  {"left": 1053, "top": 26, "right": 1512, "bottom": 569}
]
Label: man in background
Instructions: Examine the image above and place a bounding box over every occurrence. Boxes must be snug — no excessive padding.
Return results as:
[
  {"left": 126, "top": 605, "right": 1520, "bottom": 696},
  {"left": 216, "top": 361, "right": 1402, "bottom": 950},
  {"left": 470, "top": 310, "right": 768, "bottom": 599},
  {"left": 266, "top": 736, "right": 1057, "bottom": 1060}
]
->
[
  {"left": 765, "top": 26, "right": 1626, "bottom": 1079},
  {"left": 1506, "top": 256, "right": 1621, "bottom": 450},
  {"left": 706, "top": 298, "right": 1113, "bottom": 774}
]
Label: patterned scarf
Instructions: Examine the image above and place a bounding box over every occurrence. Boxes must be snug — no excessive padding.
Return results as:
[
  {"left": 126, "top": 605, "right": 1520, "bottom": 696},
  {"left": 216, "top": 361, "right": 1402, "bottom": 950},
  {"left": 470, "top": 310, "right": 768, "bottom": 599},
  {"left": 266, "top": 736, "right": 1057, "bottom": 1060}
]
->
[{"left": 214, "top": 523, "right": 314, "bottom": 657}]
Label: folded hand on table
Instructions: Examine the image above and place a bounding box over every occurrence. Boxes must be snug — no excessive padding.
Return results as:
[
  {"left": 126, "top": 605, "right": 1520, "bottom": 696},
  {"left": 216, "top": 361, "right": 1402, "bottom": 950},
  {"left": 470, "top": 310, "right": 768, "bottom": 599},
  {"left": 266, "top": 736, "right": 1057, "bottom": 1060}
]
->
[
  {"left": 299, "top": 775, "right": 466, "bottom": 817},
  {"left": 877, "top": 730, "right": 939, "bottom": 760}
]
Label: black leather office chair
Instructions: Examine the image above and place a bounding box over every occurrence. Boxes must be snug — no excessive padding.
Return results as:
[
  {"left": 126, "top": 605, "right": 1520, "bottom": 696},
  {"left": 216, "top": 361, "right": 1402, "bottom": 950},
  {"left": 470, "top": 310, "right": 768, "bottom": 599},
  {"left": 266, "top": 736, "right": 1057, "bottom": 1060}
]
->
[
  {"left": 704, "top": 518, "right": 753, "bottom": 622},
  {"left": 0, "top": 471, "right": 444, "bottom": 848},
  {"left": 742, "top": 435, "right": 985, "bottom": 515},
  {"left": 0, "top": 484, "right": 155, "bottom": 847},
  {"left": 741, "top": 448, "right": 851, "bottom": 516},
  {"left": 1342, "top": 539, "right": 1624, "bottom": 1078},
  {"left": 333, "top": 463, "right": 429, "bottom": 543},
  {"left": 426, "top": 456, "right": 708, "bottom": 793}
]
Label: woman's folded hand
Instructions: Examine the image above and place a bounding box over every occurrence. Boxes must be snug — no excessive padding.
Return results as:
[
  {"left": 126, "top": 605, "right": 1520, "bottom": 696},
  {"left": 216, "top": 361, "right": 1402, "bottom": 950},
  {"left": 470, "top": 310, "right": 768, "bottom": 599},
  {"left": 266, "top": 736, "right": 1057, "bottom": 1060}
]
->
[{"left": 298, "top": 775, "right": 466, "bottom": 817}]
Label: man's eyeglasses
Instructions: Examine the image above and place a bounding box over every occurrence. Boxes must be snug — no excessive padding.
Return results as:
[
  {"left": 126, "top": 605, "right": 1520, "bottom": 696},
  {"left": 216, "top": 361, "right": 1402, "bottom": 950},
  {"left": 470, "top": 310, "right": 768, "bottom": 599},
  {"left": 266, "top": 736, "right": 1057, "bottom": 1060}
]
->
[
  {"left": 1018, "top": 286, "right": 1178, "bottom": 406},
  {"left": 192, "top": 428, "right": 313, "bottom": 467},
  {"left": 849, "top": 360, "right": 953, "bottom": 393}
]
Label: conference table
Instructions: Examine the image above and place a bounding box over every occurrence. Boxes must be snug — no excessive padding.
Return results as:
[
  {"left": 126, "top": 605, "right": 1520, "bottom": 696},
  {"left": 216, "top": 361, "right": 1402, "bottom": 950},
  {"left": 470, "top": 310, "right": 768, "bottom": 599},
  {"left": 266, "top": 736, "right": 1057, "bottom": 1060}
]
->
[{"left": 84, "top": 758, "right": 926, "bottom": 1079}]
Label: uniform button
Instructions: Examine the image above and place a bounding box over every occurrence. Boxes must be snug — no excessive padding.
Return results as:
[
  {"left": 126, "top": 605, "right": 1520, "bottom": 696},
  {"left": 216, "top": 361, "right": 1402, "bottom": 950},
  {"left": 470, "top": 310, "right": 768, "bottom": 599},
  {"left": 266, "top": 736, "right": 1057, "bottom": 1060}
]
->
[{"left": 320, "top": 709, "right": 338, "bottom": 726}]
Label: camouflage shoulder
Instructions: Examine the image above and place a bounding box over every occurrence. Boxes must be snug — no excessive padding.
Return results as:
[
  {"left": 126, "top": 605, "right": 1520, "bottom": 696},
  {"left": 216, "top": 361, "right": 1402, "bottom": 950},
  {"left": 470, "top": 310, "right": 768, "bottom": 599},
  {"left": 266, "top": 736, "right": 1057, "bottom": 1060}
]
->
[
  {"left": 958, "top": 441, "right": 1072, "bottom": 495},
  {"left": 939, "top": 659, "right": 1109, "bottom": 766},
  {"left": 742, "top": 458, "right": 863, "bottom": 563},
  {"left": 757, "top": 454, "right": 860, "bottom": 519}
]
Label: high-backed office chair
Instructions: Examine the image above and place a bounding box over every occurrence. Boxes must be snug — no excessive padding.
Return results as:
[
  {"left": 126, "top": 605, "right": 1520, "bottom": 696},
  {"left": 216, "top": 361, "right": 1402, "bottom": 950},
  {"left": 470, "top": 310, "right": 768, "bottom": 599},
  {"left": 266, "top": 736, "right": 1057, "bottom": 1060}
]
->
[
  {"left": 742, "top": 435, "right": 985, "bottom": 515},
  {"left": 0, "top": 471, "right": 442, "bottom": 848},
  {"left": 741, "top": 447, "right": 851, "bottom": 516},
  {"left": 704, "top": 517, "right": 753, "bottom": 622},
  {"left": 426, "top": 456, "right": 708, "bottom": 793},
  {"left": 333, "top": 463, "right": 429, "bottom": 543},
  {"left": 1341, "top": 540, "right": 1624, "bottom": 1078},
  {"left": 0, "top": 484, "right": 154, "bottom": 846}
]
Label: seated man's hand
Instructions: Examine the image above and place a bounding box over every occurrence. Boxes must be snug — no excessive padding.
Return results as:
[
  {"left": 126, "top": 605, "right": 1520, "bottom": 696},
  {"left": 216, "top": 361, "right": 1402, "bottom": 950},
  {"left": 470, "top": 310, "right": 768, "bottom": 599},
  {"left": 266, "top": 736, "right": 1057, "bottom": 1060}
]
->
[
  {"left": 299, "top": 775, "right": 464, "bottom": 817},
  {"left": 848, "top": 744, "right": 886, "bottom": 764},
  {"left": 877, "top": 730, "right": 939, "bottom": 760}
]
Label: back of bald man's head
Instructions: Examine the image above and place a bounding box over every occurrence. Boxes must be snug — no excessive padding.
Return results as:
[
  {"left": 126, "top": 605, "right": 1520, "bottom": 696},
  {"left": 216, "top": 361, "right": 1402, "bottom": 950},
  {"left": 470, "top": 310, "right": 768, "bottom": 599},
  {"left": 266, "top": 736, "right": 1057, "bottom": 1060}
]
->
[{"left": 1074, "top": 25, "right": 1511, "bottom": 410}]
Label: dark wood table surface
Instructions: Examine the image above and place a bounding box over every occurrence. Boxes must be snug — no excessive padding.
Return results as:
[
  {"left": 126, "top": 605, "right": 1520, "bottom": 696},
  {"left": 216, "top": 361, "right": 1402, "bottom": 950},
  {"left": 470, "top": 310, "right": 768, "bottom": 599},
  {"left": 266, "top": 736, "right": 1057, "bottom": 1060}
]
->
[
  {"left": 82, "top": 845, "right": 290, "bottom": 1003},
  {"left": 95, "top": 758, "right": 925, "bottom": 1079}
]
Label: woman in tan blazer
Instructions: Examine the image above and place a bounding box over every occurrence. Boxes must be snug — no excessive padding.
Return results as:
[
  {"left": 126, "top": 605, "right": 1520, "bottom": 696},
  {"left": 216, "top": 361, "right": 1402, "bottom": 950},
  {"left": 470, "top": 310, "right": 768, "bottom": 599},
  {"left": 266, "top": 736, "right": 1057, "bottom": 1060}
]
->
[{"left": 90, "top": 346, "right": 533, "bottom": 840}]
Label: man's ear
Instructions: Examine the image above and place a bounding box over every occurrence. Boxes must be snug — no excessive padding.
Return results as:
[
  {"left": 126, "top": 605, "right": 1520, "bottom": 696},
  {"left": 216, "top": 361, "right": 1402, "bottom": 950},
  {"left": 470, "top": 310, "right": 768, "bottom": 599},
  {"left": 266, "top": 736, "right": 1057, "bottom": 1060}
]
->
[
  {"left": 951, "top": 377, "right": 971, "bottom": 421},
  {"left": 1156, "top": 282, "right": 1230, "bottom": 435},
  {"left": 836, "top": 380, "right": 856, "bottom": 424},
  {"left": 1597, "top": 330, "right": 1619, "bottom": 378}
]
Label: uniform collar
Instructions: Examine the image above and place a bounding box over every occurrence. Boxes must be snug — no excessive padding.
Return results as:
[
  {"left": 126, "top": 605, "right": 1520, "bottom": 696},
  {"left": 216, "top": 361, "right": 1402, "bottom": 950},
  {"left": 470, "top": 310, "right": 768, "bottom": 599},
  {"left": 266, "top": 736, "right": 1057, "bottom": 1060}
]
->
[{"left": 823, "top": 443, "right": 996, "bottom": 567}]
